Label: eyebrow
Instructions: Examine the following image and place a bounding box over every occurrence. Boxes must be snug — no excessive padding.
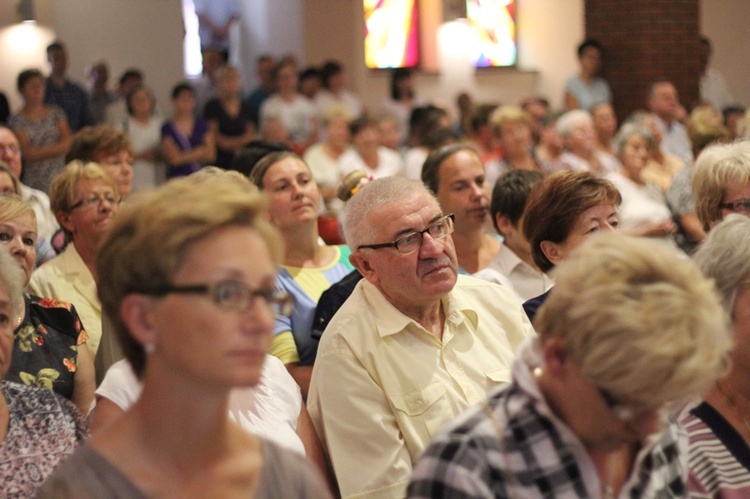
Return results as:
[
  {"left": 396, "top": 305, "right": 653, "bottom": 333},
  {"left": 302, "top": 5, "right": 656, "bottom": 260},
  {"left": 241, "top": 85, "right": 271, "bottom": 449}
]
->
[{"left": 391, "top": 213, "right": 444, "bottom": 239}]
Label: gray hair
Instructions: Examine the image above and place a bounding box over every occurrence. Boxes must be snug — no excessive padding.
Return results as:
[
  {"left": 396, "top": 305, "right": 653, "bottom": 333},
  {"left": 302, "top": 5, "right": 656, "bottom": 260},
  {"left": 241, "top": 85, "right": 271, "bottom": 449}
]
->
[
  {"left": 612, "top": 122, "right": 654, "bottom": 155},
  {"left": 0, "top": 247, "right": 24, "bottom": 321},
  {"left": 343, "top": 176, "right": 436, "bottom": 250},
  {"left": 556, "top": 109, "right": 593, "bottom": 139},
  {"left": 693, "top": 214, "right": 750, "bottom": 314}
]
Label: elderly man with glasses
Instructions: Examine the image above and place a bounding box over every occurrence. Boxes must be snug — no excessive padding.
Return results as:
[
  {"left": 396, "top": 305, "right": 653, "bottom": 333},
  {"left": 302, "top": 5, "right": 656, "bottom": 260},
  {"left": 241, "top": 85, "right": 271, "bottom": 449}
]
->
[{"left": 308, "top": 176, "right": 534, "bottom": 499}]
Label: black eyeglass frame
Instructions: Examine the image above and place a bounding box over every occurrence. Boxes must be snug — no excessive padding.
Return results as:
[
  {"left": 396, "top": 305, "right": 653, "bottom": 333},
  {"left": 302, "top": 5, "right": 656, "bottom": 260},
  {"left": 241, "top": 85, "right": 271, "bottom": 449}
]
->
[{"left": 357, "top": 213, "right": 455, "bottom": 255}]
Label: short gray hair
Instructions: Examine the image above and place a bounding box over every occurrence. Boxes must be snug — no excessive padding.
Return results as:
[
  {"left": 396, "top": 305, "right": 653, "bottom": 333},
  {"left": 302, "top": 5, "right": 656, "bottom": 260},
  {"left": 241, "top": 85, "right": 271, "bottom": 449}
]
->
[
  {"left": 693, "top": 213, "right": 750, "bottom": 314},
  {"left": 555, "top": 109, "right": 592, "bottom": 139},
  {"left": 343, "top": 176, "right": 436, "bottom": 250},
  {"left": 612, "top": 122, "right": 654, "bottom": 154}
]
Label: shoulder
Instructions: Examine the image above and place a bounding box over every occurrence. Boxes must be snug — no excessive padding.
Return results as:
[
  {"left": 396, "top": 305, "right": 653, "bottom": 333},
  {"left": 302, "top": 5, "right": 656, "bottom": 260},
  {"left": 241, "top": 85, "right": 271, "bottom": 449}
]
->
[
  {"left": 3, "top": 380, "right": 87, "bottom": 434},
  {"left": 257, "top": 438, "right": 331, "bottom": 498}
]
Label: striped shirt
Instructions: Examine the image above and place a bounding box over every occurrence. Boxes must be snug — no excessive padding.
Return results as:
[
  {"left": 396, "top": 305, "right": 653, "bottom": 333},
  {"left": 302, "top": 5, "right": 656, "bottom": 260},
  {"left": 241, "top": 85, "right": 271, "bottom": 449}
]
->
[{"left": 679, "top": 401, "right": 750, "bottom": 498}]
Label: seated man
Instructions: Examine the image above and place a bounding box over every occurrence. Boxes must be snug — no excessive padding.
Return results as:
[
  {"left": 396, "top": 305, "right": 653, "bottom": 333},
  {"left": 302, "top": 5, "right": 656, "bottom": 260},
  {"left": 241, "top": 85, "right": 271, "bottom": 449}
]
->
[
  {"left": 408, "top": 233, "right": 731, "bottom": 498},
  {"left": 488, "top": 169, "right": 554, "bottom": 301},
  {"left": 308, "top": 176, "right": 534, "bottom": 498}
]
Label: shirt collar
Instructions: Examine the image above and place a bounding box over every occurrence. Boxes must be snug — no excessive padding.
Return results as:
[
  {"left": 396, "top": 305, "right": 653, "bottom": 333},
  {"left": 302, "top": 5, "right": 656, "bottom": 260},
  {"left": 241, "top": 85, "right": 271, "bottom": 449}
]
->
[{"left": 361, "top": 279, "right": 478, "bottom": 338}]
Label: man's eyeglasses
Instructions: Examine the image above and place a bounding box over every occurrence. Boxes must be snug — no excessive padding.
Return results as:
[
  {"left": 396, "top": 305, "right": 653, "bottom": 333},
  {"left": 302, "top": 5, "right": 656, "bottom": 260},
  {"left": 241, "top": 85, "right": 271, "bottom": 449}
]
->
[
  {"left": 358, "top": 214, "right": 454, "bottom": 255},
  {"left": 720, "top": 199, "right": 750, "bottom": 215},
  {"left": 69, "top": 193, "right": 119, "bottom": 211},
  {"left": 148, "top": 280, "right": 294, "bottom": 316}
]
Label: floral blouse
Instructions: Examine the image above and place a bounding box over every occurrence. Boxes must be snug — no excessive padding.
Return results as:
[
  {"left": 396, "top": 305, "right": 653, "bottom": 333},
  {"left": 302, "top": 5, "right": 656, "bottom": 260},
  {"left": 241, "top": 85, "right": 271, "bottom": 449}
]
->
[
  {"left": 4, "top": 295, "right": 89, "bottom": 401},
  {"left": 0, "top": 381, "right": 87, "bottom": 497}
]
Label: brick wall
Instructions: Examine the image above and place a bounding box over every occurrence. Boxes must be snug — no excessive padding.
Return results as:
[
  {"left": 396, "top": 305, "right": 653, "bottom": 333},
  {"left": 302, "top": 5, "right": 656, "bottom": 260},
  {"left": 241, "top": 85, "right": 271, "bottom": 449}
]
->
[{"left": 585, "top": 0, "right": 701, "bottom": 121}]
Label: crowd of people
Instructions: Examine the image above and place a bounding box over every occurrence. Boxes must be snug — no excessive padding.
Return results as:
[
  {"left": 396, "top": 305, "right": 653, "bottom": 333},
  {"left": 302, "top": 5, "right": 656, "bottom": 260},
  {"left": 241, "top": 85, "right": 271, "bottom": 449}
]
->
[{"left": 0, "top": 32, "right": 749, "bottom": 499}]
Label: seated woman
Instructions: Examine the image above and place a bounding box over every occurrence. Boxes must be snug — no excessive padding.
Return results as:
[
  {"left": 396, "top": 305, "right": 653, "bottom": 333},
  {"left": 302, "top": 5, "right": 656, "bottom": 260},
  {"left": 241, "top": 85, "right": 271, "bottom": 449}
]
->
[
  {"left": 554, "top": 110, "right": 619, "bottom": 175},
  {"left": 605, "top": 123, "right": 677, "bottom": 244},
  {"left": 339, "top": 117, "right": 404, "bottom": 179},
  {"left": 249, "top": 152, "right": 354, "bottom": 398},
  {"left": 1, "top": 195, "right": 94, "bottom": 415},
  {"left": 0, "top": 248, "right": 87, "bottom": 497},
  {"left": 408, "top": 233, "right": 731, "bottom": 498},
  {"left": 66, "top": 125, "right": 134, "bottom": 200},
  {"left": 692, "top": 140, "right": 750, "bottom": 232},
  {"left": 522, "top": 170, "right": 621, "bottom": 321},
  {"left": 487, "top": 105, "right": 545, "bottom": 186},
  {"left": 625, "top": 110, "right": 685, "bottom": 191},
  {"left": 36, "top": 174, "right": 331, "bottom": 497},
  {"left": 303, "top": 104, "right": 352, "bottom": 216},
  {"left": 592, "top": 102, "right": 617, "bottom": 156},
  {"left": 683, "top": 214, "right": 750, "bottom": 495},
  {"left": 160, "top": 83, "right": 215, "bottom": 179},
  {"left": 28, "top": 161, "right": 121, "bottom": 357}
]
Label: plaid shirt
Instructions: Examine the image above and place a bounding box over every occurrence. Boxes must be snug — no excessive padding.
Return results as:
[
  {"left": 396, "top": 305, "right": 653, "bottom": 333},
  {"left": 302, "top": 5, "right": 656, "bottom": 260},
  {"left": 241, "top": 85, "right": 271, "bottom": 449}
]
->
[{"left": 408, "top": 340, "right": 688, "bottom": 498}]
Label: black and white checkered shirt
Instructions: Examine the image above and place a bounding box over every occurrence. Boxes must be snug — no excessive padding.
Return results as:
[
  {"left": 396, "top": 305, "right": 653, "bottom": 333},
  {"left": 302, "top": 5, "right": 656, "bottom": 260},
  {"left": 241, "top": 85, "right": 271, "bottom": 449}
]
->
[{"left": 407, "top": 342, "right": 688, "bottom": 498}]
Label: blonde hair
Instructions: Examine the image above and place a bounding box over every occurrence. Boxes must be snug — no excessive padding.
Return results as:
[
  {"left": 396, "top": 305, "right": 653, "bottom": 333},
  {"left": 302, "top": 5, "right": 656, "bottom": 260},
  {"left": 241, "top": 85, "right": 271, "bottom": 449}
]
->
[
  {"left": 0, "top": 194, "right": 36, "bottom": 227},
  {"left": 490, "top": 105, "right": 532, "bottom": 137},
  {"left": 50, "top": 161, "right": 120, "bottom": 214},
  {"left": 96, "top": 176, "right": 283, "bottom": 376},
  {"left": 536, "top": 232, "right": 731, "bottom": 409},
  {"left": 692, "top": 140, "right": 750, "bottom": 230}
]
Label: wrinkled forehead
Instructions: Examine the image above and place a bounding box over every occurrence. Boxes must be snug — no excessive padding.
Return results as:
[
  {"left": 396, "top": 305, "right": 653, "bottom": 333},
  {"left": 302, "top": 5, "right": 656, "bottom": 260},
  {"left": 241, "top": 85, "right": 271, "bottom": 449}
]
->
[{"left": 370, "top": 192, "right": 442, "bottom": 238}]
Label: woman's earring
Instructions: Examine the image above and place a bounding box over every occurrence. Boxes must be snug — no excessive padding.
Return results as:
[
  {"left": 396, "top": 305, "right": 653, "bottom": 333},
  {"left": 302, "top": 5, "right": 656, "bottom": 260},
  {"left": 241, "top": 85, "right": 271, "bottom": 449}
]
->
[{"left": 144, "top": 343, "right": 155, "bottom": 354}]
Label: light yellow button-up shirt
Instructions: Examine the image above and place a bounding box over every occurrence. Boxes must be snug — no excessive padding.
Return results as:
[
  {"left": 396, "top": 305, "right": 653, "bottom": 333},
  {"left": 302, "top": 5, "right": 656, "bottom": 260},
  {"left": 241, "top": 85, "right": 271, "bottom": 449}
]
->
[{"left": 308, "top": 275, "right": 535, "bottom": 499}]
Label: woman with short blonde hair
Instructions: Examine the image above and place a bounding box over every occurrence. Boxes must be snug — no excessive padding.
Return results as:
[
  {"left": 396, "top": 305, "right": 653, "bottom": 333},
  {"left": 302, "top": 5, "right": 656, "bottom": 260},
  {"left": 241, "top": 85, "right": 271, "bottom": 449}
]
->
[{"left": 409, "top": 233, "right": 731, "bottom": 498}]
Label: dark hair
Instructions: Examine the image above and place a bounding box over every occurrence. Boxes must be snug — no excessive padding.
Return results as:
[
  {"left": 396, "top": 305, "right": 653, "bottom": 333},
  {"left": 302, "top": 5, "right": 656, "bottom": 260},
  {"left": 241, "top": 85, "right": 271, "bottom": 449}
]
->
[
  {"left": 523, "top": 171, "right": 621, "bottom": 272},
  {"left": 232, "top": 140, "right": 292, "bottom": 177},
  {"left": 119, "top": 69, "right": 143, "bottom": 86},
  {"left": 125, "top": 84, "right": 155, "bottom": 116},
  {"left": 470, "top": 104, "right": 498, "bottom": 133},
  {"left": 299, "top": 67, "right": 321, "bottom": 84},
  {"left": 723, "top": 105, "right": 746, "bottom": 123},
  {"left": 46, "top": 41, "right": 65, "bottom": 55},
  {"left": 490, "top": 170, "right": 543, "bottom": 234},
  {"left": 248, "top": 151, "right": 304, "bottom": 189},
  {"left": 66, "top": 125, "right": 132, "bottom": 163},
  {"left": 421, "top": 144, "right": 479, "bottom": 194},
  {"left": 390, "top": 67, "right": 414, "bottom": 101},
  {"left": 320, "top": 60, "right": 342, "bottom": 89},
  {"left": 171, "top": 82, "right": 194, "bottom": 100},
  {"left": 577, "top": 38, "right": 604, "bottom": 58},
  {"left": 349, "top": 117, "right": 376, "bottom": 137},
  {"left": 409, "top": 105, "right": 448, "bottom": 145},
  {"left": 16, "top": 69, "right": 43, "bottom": 93},
  {"left": 647, "top": 77, "right": 673, "bottom": 99}
]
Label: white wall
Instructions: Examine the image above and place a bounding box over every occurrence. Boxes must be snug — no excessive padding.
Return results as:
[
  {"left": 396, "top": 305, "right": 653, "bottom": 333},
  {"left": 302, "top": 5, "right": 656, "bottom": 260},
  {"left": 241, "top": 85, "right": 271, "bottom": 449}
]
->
[
  {"left": 701, "top": 0, "right": 750, "bottom": 106},
  {"left": 0, "top": 0, "right": 184, "bottom": 116}
]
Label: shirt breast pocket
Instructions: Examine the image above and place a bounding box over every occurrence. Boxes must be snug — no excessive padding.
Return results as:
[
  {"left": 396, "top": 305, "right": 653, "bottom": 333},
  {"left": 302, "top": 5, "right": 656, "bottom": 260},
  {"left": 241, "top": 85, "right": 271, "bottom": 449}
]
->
[{"left": 389, "top": 381, "right": 452, "bottom": 440}]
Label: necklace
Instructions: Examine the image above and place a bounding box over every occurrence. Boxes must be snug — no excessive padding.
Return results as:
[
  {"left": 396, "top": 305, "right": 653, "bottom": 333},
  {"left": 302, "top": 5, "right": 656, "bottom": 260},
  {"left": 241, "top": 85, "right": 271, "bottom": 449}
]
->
[{"left": 716, "top": 381, "right": 750, "bottom": 436}]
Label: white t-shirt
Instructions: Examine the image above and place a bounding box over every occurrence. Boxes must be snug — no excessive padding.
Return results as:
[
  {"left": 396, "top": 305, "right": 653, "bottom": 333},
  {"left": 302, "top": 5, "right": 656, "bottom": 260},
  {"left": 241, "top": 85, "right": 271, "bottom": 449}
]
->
[
  {"left": 260, "top": 94, "right": 317, "bottom": 143},
  {"left": 338, "top": 146, "right": 403, "bottom": 179},
  {"left": 119, "top": 116, "right": 164, "bottom": 191},
  {"left": 94, "top": 356, "right": 305, "bottom": 456}
]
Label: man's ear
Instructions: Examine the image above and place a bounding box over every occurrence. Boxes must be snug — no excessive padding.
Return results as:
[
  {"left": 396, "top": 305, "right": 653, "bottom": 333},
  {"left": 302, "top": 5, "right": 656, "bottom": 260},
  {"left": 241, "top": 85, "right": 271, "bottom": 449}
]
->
[
  {"left": 495, "top": 213, "right": 514, "bottom": 236},
  {"left": 349, "top": 251, "right": 380, "bottom": 287},
  {"left": 540, "top": 240, "right": 564, "bottom": 266},
  {"left": 119, "top": 294, "right": 159, "bottom": 348}
]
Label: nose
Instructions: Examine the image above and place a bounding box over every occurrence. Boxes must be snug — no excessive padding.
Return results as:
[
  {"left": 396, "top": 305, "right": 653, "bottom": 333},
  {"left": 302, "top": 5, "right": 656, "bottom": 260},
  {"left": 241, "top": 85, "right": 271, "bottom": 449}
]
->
[
  {"left": 418, "top": 230, "right": 446, "bottom": 259},
  {"left": 8, "top": 235, "right": 27, "bottom": 256}
]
